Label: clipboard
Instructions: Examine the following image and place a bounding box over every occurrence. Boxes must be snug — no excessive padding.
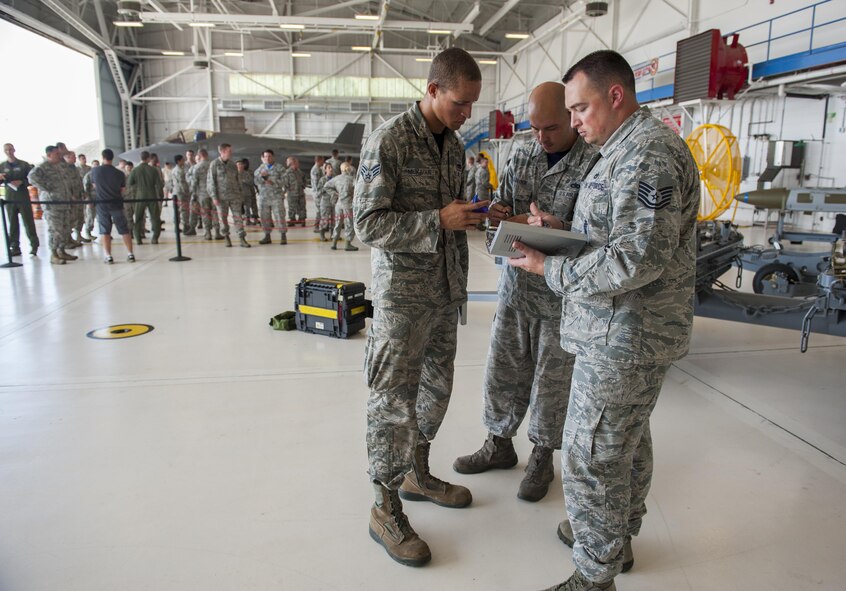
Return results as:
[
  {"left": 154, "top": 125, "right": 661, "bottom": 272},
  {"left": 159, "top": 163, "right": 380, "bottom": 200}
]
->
[{"left": 486, "top": 220, "right": 587, "bottom": 258}]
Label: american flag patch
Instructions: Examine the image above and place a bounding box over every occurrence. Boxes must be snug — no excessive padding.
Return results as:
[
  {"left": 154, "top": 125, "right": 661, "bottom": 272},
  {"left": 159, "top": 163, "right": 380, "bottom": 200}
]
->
[{"left": 637, "top": 181, "right": 673, "bottom": 210}]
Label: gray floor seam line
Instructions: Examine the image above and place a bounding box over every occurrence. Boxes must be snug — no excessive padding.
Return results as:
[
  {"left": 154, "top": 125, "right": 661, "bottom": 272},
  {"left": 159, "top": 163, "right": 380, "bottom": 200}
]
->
[{"left": 672, "top": 362, "right": 846, "bottom": 468}]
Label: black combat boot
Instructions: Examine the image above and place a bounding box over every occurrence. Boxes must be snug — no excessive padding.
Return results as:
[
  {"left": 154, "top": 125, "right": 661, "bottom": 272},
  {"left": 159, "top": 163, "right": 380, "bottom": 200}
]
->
[
  {"left": 453, "top": 433, "right": 518, "bottom": 474},
  {"left": 369, "top": 482, "right": 431, "bottom": 567},
  {"left": 517, "top": 445, "right": 555, "bottom": 502},
  {"left": 399, "top": 434, "right": 472, "bottom": 508},
  {"left": 279, "top": 233, "right": 287, "bottom": 245}
]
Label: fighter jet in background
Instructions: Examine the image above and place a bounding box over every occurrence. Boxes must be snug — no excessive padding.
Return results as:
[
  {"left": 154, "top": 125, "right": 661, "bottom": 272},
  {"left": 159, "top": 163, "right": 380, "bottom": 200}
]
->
[{"left": 118, "top": 123, "right": 365, "bottom": 169}]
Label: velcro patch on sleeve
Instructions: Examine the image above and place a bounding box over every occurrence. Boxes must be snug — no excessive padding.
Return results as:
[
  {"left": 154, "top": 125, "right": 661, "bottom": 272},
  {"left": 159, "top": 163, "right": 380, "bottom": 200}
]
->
[
  {"left": 637, "top": 181, "right": 673, "bottom": 210},
  {"left": 359, "top": 163, "right": 382, "bottom": 183}
]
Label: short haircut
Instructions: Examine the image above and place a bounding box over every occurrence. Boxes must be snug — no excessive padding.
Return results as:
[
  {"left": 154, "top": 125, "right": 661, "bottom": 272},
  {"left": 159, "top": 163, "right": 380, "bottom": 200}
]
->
[
  {"left": 240, "top": 158, "right": 250, "bottom": 168},
  {"left": 125, "top": 161, "right": 134, "bottom": 168},
  {"left": 174, "top": 154, "right": 184, "bottom": 164},
  {"left": 45, "top": 145, "right": 58, "bottom": 154},
  {"left": 140, "top": 150, "right": 151, "bottom": 161},
  {"left": 198, "top": 149, "right": 208, "bottom": 157},
  {"left": 263, "top": 149, "right": 274, "bottom": 156},
  {"left": 562, "top": 50, "right": 636, "bottom": 94},
  {"left": 218, "top": 143, "right": 231, "bottom": 151},
  {"left": 331, "top": 149, "right": 339, "bottom": 156},
  {"left": 56, "top": 142, "right": 67, "bottom": 149},
  {"left": 101, "top": 148, "right": 114, "bottom": 160},
  {"left": 428, "top": 47, "right": 481, "bottom": 90}
]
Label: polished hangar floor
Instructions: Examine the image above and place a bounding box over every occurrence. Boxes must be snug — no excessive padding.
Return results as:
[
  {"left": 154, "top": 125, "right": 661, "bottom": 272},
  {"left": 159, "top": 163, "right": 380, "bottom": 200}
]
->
[{"left": 1, "top": 215, "right": 845, "bottom": 591}]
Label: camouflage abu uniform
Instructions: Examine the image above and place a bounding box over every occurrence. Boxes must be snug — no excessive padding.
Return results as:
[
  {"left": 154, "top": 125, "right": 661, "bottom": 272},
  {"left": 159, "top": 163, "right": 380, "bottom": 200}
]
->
[
  {"left": 254, "top": 163, "right": 287, "bottom": 237},
  {"left": 325, "top": 171, "right": 356, "bottom": 242},
  {"left": 77, "top": 162, "right": 94, "bottom": 238},
  {"left": 207, "top": 157, "right": 246, "bottom": 238},
  {"left": 188, "top": 160, "right": 218, "bottom": 234},
  {"left": 483, "top": 137, "right": 596, "bottom": 449},
  {"left": 281, "top": 166, "right": 308, "bottom": 224},
  {"left": 464, "top": 162, "right": 476, "bottom": 200},
  {"left": 64, "top": 162, "right": 85, "bottom": 241},
  {"left": 168, "top": 163, "right": 191, "bottom": 227},
  {"left": 237, "top": 166, "right": 256, "bottom": 221},
  {"left": 475, "top": 162, "right": 491, "bottom": 200},
  {"left": 314, "top": 173, "right": 334, "bottom": 232},
  {"left": 310, "top": 162, "right": 325, "bottom": 228},
  {"left": 354, "top": 102, "right": 469, "bottom": 488},
  {"left": 28, "top": 159, "right": 72, "bottom": 251},
  {"left": 544, "top": 107, "right": 699, "bottom": 584}
]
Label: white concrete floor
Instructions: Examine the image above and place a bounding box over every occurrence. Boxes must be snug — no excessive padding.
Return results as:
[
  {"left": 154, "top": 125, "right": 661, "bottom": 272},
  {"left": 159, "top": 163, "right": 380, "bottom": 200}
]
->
[{"left": 1, "top": 215, "right": 845, "bottom": 591}]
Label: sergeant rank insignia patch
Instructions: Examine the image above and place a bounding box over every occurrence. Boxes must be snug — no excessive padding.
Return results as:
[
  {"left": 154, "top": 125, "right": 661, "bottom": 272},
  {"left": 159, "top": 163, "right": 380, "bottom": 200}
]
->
[
  {"left": 637, "top": 181, "right": 673, "bottom": 210},
  {"left": 359, "top": 163, "right": 382, "bottom": 183}
]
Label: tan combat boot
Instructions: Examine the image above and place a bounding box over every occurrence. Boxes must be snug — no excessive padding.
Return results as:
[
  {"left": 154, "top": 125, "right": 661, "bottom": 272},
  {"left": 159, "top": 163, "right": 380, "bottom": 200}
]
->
[
  {"left": 399, "top": 435, "right": 472, "bottom": 508},
  {"left": 540, "top": 570, "right": 616, "bottom": 591},
  {"left": 224, "top": 235, "right": 232, "bottom": 247},
  {"left": 330, "top": 237, "right": 339, "bottom": 250},
  {"left": 517, "top": 444, "right": 555, "bottom": 502},
  {"left": 453, "top": 433, "right": 518, "bottom": 474},
  {"left": 50, "top": 249, "right": 66, "bottom": 265},
  {"left": 258, "top": 233, "right": 272, "bottom": 245},
  {"left": 558, "top": 520, "right": 633, "bottom": 573},
  {"left": 239, "top": 235, "right": 251, "bottom": 248},
  {"left": 344, "top": 240, "right": 359, "bottom": 251},
  {"left": 58, "top": 248, "right": 78, "bottom": 261},
  {"left": 279, "top": 233, "right": 287, "bottom": 245},
  {"left": 369, "top": 482, "right": 431, "bottom": 567}
]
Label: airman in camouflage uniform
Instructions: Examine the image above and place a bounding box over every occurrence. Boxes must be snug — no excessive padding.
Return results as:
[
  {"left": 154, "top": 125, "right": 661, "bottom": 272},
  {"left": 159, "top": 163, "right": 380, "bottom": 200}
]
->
[
  {"left": 509, "top": 51, "right": 700, "bottom": 591},
  {"left": 326, "top": 149, "right": 342, "bottom": 176},
  {"left": 282, "top": 157, "right": 308, "bottom": 226},
  {"left": 325, "top": 162, "right": 358, "bottom": 251},
  {"left": 62, "top": 152, "right": 85, "bottom": 249},
  {"left": 453, "top": 82, "right": 597, "bottom": 504},
  {"left": 310, "top": 155, "right": 326, "bottom": 232},
  {"left": 315, "top": 162, "right": 335, "bottom": 241},
  {"left": 81, "top": 159, "right": 98, "bottom": 242},
  {"left": 1, "top": 143, "right": 38, "bottom": 257},
  {"left": 354, "top": 48, "right": 489, "bottom": 568},
  {"left": 254, "top": 149, "right": 287, "bottom": 245},
  {"left": 207, "top": 144, "right": 250, "bottom": 248},
  {"left": 464, "top": 155, "right": 476, "bottom": 200},
  {"left": 189, "top": 150, "right": 222, "bottom": 240},
  {"left": 28, "top": 145, "right": 74, "bottom": 264},
  {"left": 167, "top": 155, "right": 191, "bottom": 233},
  {"left": 76, "top": 154, "right": 95, "bottom": 242},
  {"left": 236, "top": 159, "right": 257, "bottom": 225},
  {"left": 475, "top": 155, "right": 492, "bottom": 201}
]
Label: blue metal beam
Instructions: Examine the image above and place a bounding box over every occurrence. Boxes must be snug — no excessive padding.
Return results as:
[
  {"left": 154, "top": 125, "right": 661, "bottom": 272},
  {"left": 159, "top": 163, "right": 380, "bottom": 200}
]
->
[{"left": 752, "top": 41, "right": 846, "bottom": 78}]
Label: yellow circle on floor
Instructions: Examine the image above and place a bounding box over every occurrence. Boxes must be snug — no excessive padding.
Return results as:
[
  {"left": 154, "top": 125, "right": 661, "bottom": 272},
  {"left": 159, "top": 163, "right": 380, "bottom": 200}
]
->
[{"left": 86, "top": 324, "right": 155, "bottom": 340}]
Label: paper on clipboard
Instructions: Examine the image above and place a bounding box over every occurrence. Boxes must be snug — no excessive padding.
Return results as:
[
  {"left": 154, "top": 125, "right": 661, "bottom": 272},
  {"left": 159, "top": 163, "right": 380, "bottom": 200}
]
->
[{"left": 486, "top": 220, "right": 587, "bottom": 258}]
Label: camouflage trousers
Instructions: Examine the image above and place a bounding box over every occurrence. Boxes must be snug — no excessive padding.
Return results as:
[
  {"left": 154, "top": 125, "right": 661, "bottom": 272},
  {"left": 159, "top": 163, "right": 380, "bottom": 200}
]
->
[
  {"left": 332, "top": 203, "right": 354, "bottom": 242},
  {"left": 287, "top": 192, "right": 307, "bottom": 222},
  {"left": 365, "top": 303, "right": 459, "bottom": 488},
  {"left": 194, "top": 196, "right": 220, "bottom": 232},
  {"left": 173, "top": 194, "right": 191, "bottom": 229},
  {"left": 71, "top": 201, "right": 85, "bottom": 235},
  {"left": 84, "top": 203, "right": 95, "bottom": 236},
  {"left": 563, "top": 357, "right": 670, "bottom": 584},
  {"left": 317, "top": 195, "right": 335, "bottom": 232},
  {"left": 216, "top": 199, "right": 246, "bottom": 237},
  {"left": 483, "top": 300, "right": 573, "bottom": 448},
  {"left": 259, "top": 196, "right": 287, "bottom": 235},
  {"left": 43, "top": 205, "right": 71, "bottom": 250}
]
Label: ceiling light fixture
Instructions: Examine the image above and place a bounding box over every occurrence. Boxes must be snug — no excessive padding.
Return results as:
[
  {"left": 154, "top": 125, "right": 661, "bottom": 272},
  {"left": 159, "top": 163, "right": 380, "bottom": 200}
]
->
[
  {"left": 280, "top": 24, "right": 306, "bottom": 30},
  {"left": 479, "top": 59, "right": 498, "bottom": 65},
  {"left": 291, "top": 52, "right": 311, "bottom": 58},
  {"left": 114, "top": 20, "right": 143, "bottom": 27},
  {"left": 427, "top": 30, "right": 451, "bottom": 35},
  {"left": 351, "top": 46, "right": 372, "bottom": 51},
  {"left": 189, "top": 22, "right": 216, "bottom": 28},
  {"left": 415, "top": 58, "right": 433, "bottom": 62},
  {"left": 224, "top": 52, "right": 243, "bottom": 57},
  {"left": 505, "top": 33, "right": 530, "bottom": 39},
  {"left": 355, "top": 14, "right": 380, "bottom": 21},
  {"left": 162, "top": 50, "right": 185, "bottom": 56}
]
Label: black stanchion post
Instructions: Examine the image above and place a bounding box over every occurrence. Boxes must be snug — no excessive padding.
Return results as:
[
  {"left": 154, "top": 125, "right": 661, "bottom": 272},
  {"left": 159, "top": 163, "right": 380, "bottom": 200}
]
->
[
  {"left": 169, "top": 196, "right": 191, "bottom": 262},
  {"left": 0, "top": 199, "right": 23, "bottom": 269}
]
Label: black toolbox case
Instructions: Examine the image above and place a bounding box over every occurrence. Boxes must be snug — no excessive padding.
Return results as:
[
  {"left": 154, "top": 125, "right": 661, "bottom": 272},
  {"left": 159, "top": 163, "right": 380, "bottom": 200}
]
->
[{"left": 294, "top": 277, "right": 370, "bottom": 338}]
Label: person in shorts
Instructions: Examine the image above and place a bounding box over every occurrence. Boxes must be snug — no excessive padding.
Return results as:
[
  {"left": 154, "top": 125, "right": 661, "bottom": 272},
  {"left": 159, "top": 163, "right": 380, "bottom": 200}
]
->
[{"left": 89, "top": 148, "right": 136, "bottom": 264}]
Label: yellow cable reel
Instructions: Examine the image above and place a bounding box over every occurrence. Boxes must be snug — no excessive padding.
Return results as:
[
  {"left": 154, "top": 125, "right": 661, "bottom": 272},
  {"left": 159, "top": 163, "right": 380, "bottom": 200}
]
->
[{"left": 685, "top": 124, "right": 742, "bottom": 221}]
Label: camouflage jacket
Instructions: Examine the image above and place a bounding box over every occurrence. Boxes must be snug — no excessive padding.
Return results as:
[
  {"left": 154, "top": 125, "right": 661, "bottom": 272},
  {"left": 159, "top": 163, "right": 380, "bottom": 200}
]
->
[
  {"left": 207, "top": 158, "right": 240, "bottom": 202},
  {"left": 310, "top": 163, "right": 324, "bottom": 189},
  {"left": 254, "top": 163, "right": 286, "bottom": 201},
  {"left": 168, "top": 164, "right": 190, "bottom": 198},
  {"left": 324, "top": 172, "right": 355, "bottom": 208},
  {"left": 281, "top": 167, "right": 307, "bottom": 197},
  {"left": 354, "top": 102, "right": 468, "bottom": 307},
  {"left": 326, "top": 156, "right": 342, "bottom": 176},
  {"left": 464, "top": 165, "right": 476, "bottom": 199},
  {"left": 495, "top": 137, "right": 596, "bottom": 318},
  {"left": 77, "top": 164, "right": 92, "bottom": 199},
  {"left": 237, "top": 169, "right": 255, "bottom": 200},
  {"left": 28, "top": 160, "right": 71, "bottom": 207},
  {"left": 475, "top": 164, "right": 491, "bottom": 200},
  {"left": 188, "top": 160, "right": 210, "bottom": 199},
  {"left": 0, "top": 159, "right": 33, "bottom": 200},
  {"left": 544, "top": 107, "right": 700, "bottom": 364},
  {"left": 63, "top": 162, "right": 84, "bottom": 200},
  {"left": 314, "top": 175, "right": 332, "bottom": 204}
]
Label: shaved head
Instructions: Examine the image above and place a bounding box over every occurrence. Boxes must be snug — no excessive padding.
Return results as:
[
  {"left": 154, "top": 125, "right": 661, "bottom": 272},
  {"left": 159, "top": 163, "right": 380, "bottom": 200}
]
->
[{"left": 528, "top": 81, "right": 577, "bottom": 154}]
